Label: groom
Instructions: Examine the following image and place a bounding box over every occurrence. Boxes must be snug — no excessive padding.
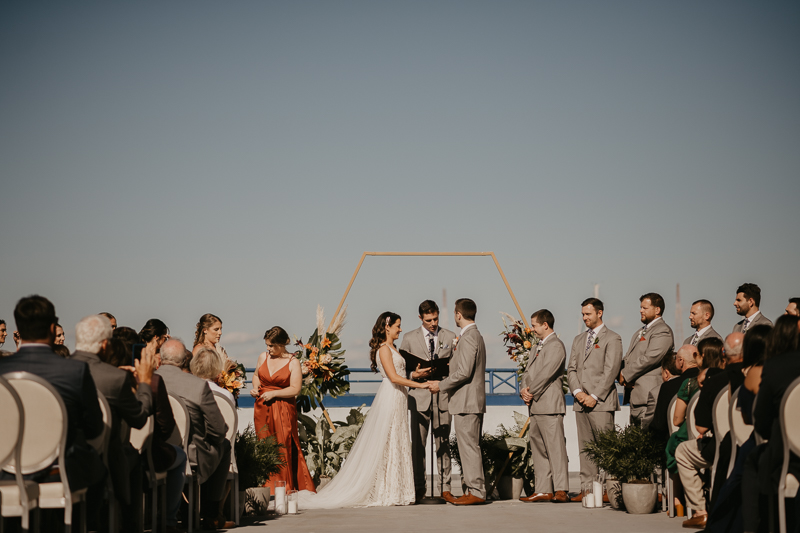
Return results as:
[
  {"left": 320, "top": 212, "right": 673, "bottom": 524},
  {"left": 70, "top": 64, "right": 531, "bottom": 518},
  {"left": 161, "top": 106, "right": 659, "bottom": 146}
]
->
[{"left": 429, "top": 298, "right": 487, "bottom": 505}]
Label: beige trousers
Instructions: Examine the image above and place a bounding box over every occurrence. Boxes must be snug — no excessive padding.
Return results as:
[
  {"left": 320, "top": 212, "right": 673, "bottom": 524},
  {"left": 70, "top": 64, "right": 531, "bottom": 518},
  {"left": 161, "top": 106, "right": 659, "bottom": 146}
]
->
[{"left": 675, "top": 438, "right": 712, "bottom": 511}]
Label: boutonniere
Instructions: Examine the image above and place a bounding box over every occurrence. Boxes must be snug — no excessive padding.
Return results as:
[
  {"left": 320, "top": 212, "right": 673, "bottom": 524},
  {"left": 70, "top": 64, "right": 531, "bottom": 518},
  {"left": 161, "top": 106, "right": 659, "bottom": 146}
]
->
[
  {"left": 453, "top": 337, "right": 459, "bottom": 351},
  {"left": 639, "top": 336, "right": 646, "bottom": 342},
  {"left": 439, "top": 341, "right": 449, "bottom": 350},
  {"left": 593, "top": 337, "right": 600, "bottom": 348}
]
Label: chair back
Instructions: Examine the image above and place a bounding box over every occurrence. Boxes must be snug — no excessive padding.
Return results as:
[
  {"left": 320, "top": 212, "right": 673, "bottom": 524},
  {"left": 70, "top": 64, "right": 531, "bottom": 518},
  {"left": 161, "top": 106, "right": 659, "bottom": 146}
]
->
[
  {"left": 781, "top": 376, "right": 800, "bottom": 457},
  {"left": 667, "top": 395, "right": 679, "bottom": 435},
  {"left": 729, "top": 387, "right": 754, "bottom": 447},
  {"left": 2, "top": 371, "right": 67, "bottom": 476},
  {"left": 129, "top": 416, "right": 153, "bottom": 453},
  {"left": 213, "top": 391, "right": 239, "bottom": 474},
  {"left": 0, "top": 375, "right": 24, "bottom": 471},
  {"left": 686, "top": 392, "right": 701, "bottom": 440},
  {"left": 712, "top": 385, "right": 730, "bottom": 438},
  {"left": 167, "top": 393, "right": 190, "bottom": 449}
]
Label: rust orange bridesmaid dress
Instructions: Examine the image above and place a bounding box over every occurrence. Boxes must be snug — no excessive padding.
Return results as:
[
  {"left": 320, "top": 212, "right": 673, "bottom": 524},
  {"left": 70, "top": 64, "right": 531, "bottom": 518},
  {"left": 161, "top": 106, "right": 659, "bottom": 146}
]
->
[{"left": 253, "top": 360, "right": 316, "bottom": 492}]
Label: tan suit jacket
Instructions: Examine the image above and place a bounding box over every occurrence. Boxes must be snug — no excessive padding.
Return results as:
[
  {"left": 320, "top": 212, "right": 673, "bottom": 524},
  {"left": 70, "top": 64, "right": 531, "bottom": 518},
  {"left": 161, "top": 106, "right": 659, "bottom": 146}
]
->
[
  {"left": 439, "top": 324, "right": 486, "bottom": 414},
  {"left": 682, "top": 326, "right": 723, "bottom": 346},
  {"left": 732, "top": 312, "right": 773, "bottom": 333},
  {"left": 524, "top": 333, "right": 566, "bottom": 415},
  {"left": 567, "top": 325, "right": 623, "bottom": 412},
  {"left": 621, "top": 317, "right": 674, "bottom": 407}
]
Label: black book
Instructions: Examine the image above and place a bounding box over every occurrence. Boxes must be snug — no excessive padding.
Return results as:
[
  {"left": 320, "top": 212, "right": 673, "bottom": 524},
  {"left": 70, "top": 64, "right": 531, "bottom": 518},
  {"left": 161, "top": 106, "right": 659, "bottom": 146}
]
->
[{"left": 399, "top": 350, "right": 450, "bottom": 381}]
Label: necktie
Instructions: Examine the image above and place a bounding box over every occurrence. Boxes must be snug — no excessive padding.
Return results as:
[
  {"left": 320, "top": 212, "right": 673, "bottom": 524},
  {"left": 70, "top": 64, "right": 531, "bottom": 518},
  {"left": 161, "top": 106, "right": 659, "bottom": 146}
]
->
[
  {"left": 742, "top": 319, "right": 749, "bottom": 333},
  {"left": 429, "top": 335, "right": 436, "bottom": 359},
  {"left": 690, "top": 333, "right": 699, "bottom": 346},
  {"left": 585, "top": 329, "right": 595, "bottom": 355},
  {"left": 640, "top": 325, "right": 648, "bottom": 339}
]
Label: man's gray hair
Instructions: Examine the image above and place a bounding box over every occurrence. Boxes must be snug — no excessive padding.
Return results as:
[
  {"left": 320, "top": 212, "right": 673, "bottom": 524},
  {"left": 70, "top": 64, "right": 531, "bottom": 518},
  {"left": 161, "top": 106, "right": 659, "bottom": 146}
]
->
[
  {"left": 75, "top": 314, "right": 112, "bottom": 354},
  {"left": 191, "top": 347, "right": 223, "bottom": 380},
  {"left": 160, "top": 338, "right": 188, "bottom": 366}
]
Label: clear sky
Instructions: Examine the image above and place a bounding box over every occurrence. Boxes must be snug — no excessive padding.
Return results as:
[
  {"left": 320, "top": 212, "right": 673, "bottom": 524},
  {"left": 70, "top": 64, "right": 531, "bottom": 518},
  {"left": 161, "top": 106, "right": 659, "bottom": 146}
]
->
[{"left": 2, "top": 1, "right": 798, "bottom": 369}]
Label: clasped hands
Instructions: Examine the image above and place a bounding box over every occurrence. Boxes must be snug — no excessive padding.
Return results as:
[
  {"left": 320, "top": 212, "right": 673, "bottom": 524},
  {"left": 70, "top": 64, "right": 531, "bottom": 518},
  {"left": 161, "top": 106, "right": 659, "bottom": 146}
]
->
[
  {"left": 250, "top": 388, "right": 277, "bottom": 402},
  {"left": 574, "top": 391, "right": 598, "bottom": 409}
]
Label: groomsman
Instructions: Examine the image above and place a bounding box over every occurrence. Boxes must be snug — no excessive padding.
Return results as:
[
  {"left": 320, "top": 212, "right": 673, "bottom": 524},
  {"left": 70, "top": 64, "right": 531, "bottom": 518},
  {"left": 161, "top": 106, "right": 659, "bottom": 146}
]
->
[
  {"left": 400, "top": 300, "right": 457, "bottom": 502},
  {"left": 732, "top": 283, "right": 773, "bottom": 333},
  {"left": 519, "top": 309, "right": 570, "bottom": 503},
  {"left": 620, "top": 293, "right": 674, "bottom": 425},
  {"left": 567, "top": 298, "right": 623, "bottom": 500},
  {"left": 683, "top": 299, "right": 723, "bottom": 346},
  {"left": 430, "top": 298, "right": 487, "bottom": 505}
]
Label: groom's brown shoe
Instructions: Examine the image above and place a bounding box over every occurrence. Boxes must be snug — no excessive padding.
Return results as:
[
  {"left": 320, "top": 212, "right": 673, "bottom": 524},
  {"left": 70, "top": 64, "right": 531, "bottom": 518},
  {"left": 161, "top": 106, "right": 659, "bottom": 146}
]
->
[
  {"left": 452, "top": 493, "right": 485, "bottom": 506},
  {"left": 570, "top": 491, "right": 584, "bottom": 503},
  {"left": 552, "top": 491, "right": 569, "bottom": 503},
  {"left": 519, "top": 492, "right": 553, "bottom": 502},
  {"left": 442, "top": 491, "right": 457, "bottom": 504}
]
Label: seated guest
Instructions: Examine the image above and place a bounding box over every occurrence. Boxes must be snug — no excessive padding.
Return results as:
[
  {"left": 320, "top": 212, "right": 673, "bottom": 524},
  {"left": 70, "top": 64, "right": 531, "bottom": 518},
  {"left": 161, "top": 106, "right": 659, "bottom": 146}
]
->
[
  {"left": 52, "top": 344, "right": 70, "bottom": 358},
  {"left": 650, "top": 345, "right": 700, "bottom": 445},
  {"left": 71, "top": 315, "right": 155, "bottom": 527},
  {"left": 113, "top": 325, "right": 186, "bottom": 533},
  {"left": 54, "top": 322, "right": 66, "bottom": 345},
  {"left": 0, "top": 296, "right": 106, "bottom": 527},
  {"left": 0, "top": 319, "right": 12, "bottom": 356},
  {"left": 99, "top": 312, "right": 117, "bottom": 330},
  {"left": 706, "top": 325, "right": 770, "bottom": 533},
  {"left": 641, "top": 351, "right": 681, "bottom": 430},
  {"left": 191, "top": 347, "right": 233, "bottom": 401},
  {"left": 156, "top": 339, "right": 233, "bottom": 530},
  {"left": 785, "top": 297, "right": 800, "bottom": 317},
  {"left": 675, "top": 333, "right": 743, "bottom": 529}
]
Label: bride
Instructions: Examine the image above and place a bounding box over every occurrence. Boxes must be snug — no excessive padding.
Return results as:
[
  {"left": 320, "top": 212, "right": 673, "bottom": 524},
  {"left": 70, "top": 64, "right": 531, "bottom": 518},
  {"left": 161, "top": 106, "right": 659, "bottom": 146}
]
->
[{"left": 299, "top": 311, "right": 432, "bottom": 508}]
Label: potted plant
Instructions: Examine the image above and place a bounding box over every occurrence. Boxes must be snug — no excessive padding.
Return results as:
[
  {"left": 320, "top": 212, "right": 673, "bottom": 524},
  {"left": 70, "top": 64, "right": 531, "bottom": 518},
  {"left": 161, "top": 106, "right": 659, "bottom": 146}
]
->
[
  {"left": 489, "top": 411, "right": 534, "bottom": 500},
  {"left": 584, "top": 424, "right": 661, "bottom": 513},
  {"left": 297, "top": 406, "right": 366, "bottom": 488},
  {"left": 235, "top": 424, "right": 285, "bottom": 516}
]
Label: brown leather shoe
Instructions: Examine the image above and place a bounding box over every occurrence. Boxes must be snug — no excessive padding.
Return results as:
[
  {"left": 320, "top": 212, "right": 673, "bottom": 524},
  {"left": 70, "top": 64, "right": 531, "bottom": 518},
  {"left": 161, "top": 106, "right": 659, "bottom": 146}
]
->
[
  {"left": 442, "top": 491, "right": 457, "bottom": 504},
  {"left": 452, "top": 493, "right": 486, "bottom": 506},
  {"left": 519, "top": 492, "right": 554, "bottom": 502},
  {"left": 570, "top": 491, "right": 584, "bottom": 502},
  {"left": 682, "top": 514, "right": 707, "bottom": 529},
  {"left": 214, "top": 517, "right": 235, "bottom": 529},
  {"left": 552, "top": 491, "right": 569, "bottom": 503}
]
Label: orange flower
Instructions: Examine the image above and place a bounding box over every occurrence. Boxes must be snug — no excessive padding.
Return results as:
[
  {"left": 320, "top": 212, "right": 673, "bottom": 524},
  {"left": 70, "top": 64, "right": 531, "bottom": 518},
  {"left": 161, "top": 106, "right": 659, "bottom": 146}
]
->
[
  {"left": 524, "top": 328, "right": 532, "bottom": 334},
  {"left": 523, "top": 341, "right": 532, "bottom": 350},
  {"left": 322, "top": 338, "right": 332, "bottom": 348},
  {"left": 312, "top": 347, "right": 319, "bottom": 355},
  {"left": 304, "top": 343, "right": 312, "bottom": 350}
]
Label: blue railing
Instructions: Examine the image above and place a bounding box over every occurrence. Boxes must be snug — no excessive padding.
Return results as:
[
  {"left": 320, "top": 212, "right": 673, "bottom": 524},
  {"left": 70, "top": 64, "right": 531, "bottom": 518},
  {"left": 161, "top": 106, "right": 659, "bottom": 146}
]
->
[{"left": 236, "top": 367, "right": 525, "bottom": 408}]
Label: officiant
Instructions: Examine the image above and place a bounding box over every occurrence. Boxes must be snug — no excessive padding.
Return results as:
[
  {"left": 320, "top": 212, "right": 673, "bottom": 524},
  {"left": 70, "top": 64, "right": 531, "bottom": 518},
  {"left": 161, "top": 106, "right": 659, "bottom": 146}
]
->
[{"left": 400, "top": 300, "right": 457, "bottom": 502}]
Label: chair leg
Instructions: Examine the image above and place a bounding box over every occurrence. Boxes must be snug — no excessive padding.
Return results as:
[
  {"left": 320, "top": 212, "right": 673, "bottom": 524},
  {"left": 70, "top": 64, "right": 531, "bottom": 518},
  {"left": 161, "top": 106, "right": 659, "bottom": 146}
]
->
[
  {"left": 160, "top": 483, "right": 167, "bottom": 533},
  {"left": 668, "top": 475, "right": 674, "bottom": 517},
  {"left": 778, "top": 488, "right": 786, "bottom": 533}
]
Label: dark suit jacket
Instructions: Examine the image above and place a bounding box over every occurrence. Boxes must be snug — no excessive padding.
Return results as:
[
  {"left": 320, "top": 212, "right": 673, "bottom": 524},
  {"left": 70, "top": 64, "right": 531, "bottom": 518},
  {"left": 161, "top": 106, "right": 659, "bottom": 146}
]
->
[
  {"left": 155, "top": 364, "right": 227, "bottom": 484},
  {"left": 651, "top": 367, "right": 699, "bottom": 444},
  {"left": 753, "top": 350, "right": 800, "bottom": 486},
  {"left": 71, "top": 350, "right": 153, "bottom": 503},
  {"left": 150, "top": 373, "right": 177, "bottom": 472},
  {"left": 0, "top": 344, "right": 105, "bottom": 489}
]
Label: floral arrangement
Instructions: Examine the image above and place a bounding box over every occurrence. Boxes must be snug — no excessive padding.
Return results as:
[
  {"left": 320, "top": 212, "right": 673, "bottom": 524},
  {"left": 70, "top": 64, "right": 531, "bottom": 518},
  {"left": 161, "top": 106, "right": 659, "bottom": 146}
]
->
[
  {"left": 297, "top": 406, "right": 366, "bottom": 483},
  {"left": 294, "top": 305, "right": 351, "bottom": 412},
  {"left": 215, "top": 355, "right": 247, "bottom": 400},
  {"left": 499, "top": 312, "right": 539, "bottom": 383}
]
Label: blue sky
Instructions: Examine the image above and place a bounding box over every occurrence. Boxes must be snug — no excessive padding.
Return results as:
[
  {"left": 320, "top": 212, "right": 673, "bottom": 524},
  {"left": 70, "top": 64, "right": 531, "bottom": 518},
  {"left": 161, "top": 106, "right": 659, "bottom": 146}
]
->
[{"left": 1, "top": 1, "right": 798, "bottom": 368}]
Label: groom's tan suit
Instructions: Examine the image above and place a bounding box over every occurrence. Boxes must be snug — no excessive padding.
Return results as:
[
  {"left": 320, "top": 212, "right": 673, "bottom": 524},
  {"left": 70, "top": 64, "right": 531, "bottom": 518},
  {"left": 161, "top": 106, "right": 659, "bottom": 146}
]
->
[
  {"left": 401, "top": 326, "right": 456, "bottom": 497},
  {"left": 523, "top": 332, "right": 569, "bottom": 495},
  {"left": 439, "top": 323, "right": 486, "bottom": 499},
  {"left": 567, "top": 324, "right": 623, "bottom": 491}
]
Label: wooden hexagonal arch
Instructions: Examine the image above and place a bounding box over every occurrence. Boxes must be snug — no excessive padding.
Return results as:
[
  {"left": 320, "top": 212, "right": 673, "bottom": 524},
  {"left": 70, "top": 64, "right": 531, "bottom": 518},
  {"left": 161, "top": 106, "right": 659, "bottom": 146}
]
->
[{"left": 327, "top": 251, "right": 528, "bottom": 330}]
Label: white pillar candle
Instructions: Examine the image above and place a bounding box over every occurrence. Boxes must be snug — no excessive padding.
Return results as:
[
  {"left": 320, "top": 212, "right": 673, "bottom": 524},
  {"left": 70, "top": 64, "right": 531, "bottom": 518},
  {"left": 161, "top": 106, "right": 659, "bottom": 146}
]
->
[
  {"left": 275, "top": 486, "right": 286, "bottom": 514},
  {"left": 287, "top": 500, "right": 298, "bottom": 514},
  {"left": 593, "top": 481, "right": 603, "bottom": 507},
  {"left": 584, "top": 493, "right": 595, "bottom": 508}
]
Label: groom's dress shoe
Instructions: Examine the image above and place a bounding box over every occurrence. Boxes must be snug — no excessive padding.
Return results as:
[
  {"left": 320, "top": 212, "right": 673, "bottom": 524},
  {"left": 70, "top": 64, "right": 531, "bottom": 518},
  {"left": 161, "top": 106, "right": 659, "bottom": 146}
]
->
[
  {"left": 519, "top": 492, "right": 553, "bottom": 502},
  {"left": 442, "top": 491, "right": 457, "bottom": 504},
  {"left": 682, "top": 514, "right": 707, "bottom": 529},
  {"left": 452, "top": 493, "right": 485, "bottom": 506},
  {"left": 552, "top": 491, "right": 569, "bottom": 503},
  {"left": 570, "top": 492, "right": 584, "bottom": 503}
]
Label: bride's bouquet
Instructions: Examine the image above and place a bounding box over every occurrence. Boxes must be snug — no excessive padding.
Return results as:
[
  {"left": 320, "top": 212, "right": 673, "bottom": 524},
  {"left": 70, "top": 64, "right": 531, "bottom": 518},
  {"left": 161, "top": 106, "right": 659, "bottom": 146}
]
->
[
  {"left": 294, "top": 305, "right": 351, "bottom": 412},
  {"left": 499, "top": 312, "right": 539, "bottom": 383}
]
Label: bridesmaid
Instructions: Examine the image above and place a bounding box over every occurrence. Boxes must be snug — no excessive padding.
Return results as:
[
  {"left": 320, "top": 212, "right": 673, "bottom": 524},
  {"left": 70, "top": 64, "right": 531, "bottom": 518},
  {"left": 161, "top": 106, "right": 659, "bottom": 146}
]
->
[{"left": 250, "top": 326, "right": 316, "bottom": 492}]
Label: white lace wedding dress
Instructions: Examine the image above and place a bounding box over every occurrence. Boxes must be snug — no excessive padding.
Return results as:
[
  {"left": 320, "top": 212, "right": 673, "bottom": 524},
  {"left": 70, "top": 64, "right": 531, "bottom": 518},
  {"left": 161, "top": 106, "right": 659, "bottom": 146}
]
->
[{"left": 298, "top": 345, "right": 415, "bottom": 508}]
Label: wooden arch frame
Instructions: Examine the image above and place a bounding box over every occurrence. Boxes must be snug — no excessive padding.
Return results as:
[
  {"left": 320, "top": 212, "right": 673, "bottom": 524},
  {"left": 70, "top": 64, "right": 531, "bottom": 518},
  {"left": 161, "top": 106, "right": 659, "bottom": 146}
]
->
[{"left": 327, "top": 252, "right": 528, "bottom": 329}]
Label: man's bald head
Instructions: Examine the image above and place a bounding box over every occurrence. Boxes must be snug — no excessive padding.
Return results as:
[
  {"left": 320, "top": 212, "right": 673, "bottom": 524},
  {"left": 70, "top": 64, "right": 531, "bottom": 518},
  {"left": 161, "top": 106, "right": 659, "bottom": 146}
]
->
[
  {"left": 677, "top": 344, "right": 699, "bottom": 369},
  {"left": 724, "top": 332, "right": 744, "bottom": 364},
  {"left": 160, "top": 338, "right": 188, "bottom": 367}
]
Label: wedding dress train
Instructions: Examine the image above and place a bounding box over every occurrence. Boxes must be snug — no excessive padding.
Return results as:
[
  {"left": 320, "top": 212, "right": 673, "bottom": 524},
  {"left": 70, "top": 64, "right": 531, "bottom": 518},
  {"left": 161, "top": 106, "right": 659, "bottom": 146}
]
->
[{"left": 298, "top": 345, "right": 415, "bottom": 508}]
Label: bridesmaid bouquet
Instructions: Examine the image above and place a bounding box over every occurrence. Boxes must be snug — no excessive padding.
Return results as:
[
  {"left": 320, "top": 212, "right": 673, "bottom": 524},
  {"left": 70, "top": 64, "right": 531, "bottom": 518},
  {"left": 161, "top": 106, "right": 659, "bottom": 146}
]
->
[
  {"left": 499, "top": 312, "right": 539, "bottom": 383},
  {"left": 217, "top": 358, "right": 247, "bottom": 399},
  {"left": 294, "top": 305, "right": 351, "bottom": 413}
]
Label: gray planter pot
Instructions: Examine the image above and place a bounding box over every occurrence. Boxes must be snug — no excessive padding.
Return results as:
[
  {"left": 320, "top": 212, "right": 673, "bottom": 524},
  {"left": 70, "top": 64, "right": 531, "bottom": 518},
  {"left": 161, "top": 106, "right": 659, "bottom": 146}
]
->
[
  {"left": 621, "top": 482, "right": 657, "bottom": 514},
  {"left": 317, "top": 475, "right": 332, "bottom": 491},
  {"left": 605, "top": 479, "right": 622, "bottom": 509},
  {"left": 512, "top": 477, "right": 524, "bottom": 500},
  {"left": 244, "top": 487, "right": 271, "bottom": 516},
  {"left": 495, "top": 476, "right": 524, "bottom": 500}
]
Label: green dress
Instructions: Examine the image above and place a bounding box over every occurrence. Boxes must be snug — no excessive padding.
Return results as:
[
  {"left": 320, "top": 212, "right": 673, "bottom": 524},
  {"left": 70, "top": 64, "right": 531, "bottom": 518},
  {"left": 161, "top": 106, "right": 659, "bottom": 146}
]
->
[{"left": 665, "top": 377, "right": 700, "bottom": 473}]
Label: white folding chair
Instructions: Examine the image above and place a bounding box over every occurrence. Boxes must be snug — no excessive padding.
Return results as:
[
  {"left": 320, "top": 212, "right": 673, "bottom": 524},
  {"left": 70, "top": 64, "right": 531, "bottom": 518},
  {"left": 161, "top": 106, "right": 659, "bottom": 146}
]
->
[
  {"left": 130, "top": 416, "right": 166, "bottom": 533},
  {"left": 0, "top": 374, "right": 39, "bottom": 532},
  {"left": 212, "top": 392, "right": 239, "bottom": 526},
  {"left": 777, "top": 376, "right": 800, "bottom": 533},
  {"left": 727, "top": 387, "right": 754, "bottom": 478},
  {"left": 167, "top": 393, "right": 199, "bottom": 533},
  {"left": 3, "top": 372, "right": 87, "bottom": 533},
  {"left": 686, "top": 393, "right": 701, "bottom": 440},
  {"left": 709, "top": 385, "right": 730, "bottom": 495},
  {"left": 87, "top": 391, "right": 117, "bottom": 533}
]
